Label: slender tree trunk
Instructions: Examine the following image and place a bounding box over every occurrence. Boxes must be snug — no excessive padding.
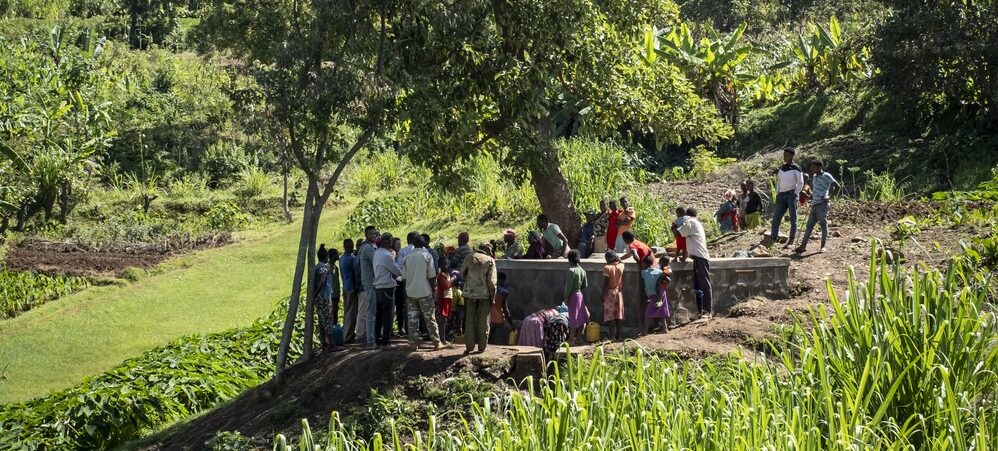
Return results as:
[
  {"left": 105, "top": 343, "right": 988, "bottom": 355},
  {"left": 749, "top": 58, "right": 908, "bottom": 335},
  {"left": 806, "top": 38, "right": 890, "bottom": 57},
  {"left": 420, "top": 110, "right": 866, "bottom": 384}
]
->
[
  {"left": 302, "top": 197, "right": 320, "bottom": 361},
  {"left": 282, "top": 164, "right": 292, "bottom": 223},
  {"left": 275, "top": 183, "right": 316, "bottom": 380}
]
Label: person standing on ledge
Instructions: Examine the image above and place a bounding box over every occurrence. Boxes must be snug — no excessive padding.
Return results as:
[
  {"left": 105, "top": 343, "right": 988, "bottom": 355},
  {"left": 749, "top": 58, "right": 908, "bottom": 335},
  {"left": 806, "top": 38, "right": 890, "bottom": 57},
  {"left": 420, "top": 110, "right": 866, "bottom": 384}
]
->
[
  {"left": 678, "top": 208, "right": 713, "bottom": 319},
  {"left": 501, "top": 229, "right": 522, "bottom": 259},
  {"left": 461, "top": 244, "right": 497, "bottom": 354},
  {"left": 606, "top": 199, "right": 621, "bottom": 254},
  {"left": 770, "top": 148, "right": 804, "bottom": 248},
  {"left": 796, "top": 160, "right": 841, "bottom": 255},
  {"left": 537, "top": 214, "right": 569, "bottom": 258},
  {"left": 615, "top": 197, "right": 636, "bottom": 253}
]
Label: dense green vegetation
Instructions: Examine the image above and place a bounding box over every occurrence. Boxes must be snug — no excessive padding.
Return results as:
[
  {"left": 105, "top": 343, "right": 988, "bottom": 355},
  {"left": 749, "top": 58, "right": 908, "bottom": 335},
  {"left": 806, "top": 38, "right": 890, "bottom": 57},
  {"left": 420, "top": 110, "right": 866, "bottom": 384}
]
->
[
  {"left": 278, "top": 247, "right": 997, "bottom": 449},
  {"left": 0, "top": 305, "right": 305, "bottom": 450},
  {"left": 0, "top": 269, "right": 89, "bottom": 318}
]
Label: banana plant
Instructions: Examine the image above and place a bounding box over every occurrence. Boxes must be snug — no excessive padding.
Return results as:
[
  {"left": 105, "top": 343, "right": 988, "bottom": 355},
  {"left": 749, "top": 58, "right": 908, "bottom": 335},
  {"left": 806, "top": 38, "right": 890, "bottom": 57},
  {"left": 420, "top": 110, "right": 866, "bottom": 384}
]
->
[
  {"left": 785, "top": 16, "right": 866, "bottom": 91},
  {"left": 653, "top": 22, "right": 758, "bottom": 127}
]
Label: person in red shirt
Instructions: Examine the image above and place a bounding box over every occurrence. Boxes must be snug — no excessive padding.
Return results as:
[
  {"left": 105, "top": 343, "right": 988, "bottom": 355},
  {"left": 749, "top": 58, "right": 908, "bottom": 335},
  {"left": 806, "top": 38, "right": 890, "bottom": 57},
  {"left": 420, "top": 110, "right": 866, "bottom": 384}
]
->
[
  {"left": 670, "top": 207, "right": 688, "bottom": 261},
  {"left": 606, "top": 199, "right": 621, "bottom": 251},
  {"left": 619, "top": 231, "right": 651, "bottom": 262}
]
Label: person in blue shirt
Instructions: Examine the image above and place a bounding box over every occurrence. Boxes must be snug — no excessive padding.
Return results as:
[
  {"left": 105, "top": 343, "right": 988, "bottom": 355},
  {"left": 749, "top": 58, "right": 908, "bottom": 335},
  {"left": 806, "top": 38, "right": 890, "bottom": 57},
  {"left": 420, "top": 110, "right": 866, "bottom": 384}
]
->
[
  {"left": 340, "top": 239, "right": 358, "bottom": 343},
  {"left": 578, "top": 211, "right": 596, "bottom": 258},
  {"left": 796, "top": 160, "right": 841, "bottom": 255}
]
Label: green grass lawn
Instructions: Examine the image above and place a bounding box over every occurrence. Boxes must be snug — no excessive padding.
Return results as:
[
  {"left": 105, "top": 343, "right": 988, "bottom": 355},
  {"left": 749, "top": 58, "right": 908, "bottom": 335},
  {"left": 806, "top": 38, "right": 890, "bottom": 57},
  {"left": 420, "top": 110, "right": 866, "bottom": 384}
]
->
[{"left": 0, "top": 204, "right": 351, "bottom": 404}]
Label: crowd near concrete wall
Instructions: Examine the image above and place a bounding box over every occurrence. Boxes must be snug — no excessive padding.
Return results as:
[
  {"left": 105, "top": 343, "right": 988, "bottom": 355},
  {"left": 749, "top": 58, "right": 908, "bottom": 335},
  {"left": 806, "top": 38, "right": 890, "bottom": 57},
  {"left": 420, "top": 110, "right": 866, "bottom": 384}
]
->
[{"left": 496, "top": 257, "right": 791, "bottom": 334}]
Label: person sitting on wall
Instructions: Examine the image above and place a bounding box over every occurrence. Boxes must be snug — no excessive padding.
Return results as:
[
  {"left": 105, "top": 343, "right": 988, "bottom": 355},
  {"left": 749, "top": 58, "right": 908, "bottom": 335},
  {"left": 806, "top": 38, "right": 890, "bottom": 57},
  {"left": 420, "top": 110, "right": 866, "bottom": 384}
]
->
[
  {"left": 501, "top": 229, "right": 523, "bottom": 259},
  {"left": 537, "top": 214, "right": 570, "bottom": 258},
  {"left": 523, "top": 231, "right": 548, "bottom": 259}
]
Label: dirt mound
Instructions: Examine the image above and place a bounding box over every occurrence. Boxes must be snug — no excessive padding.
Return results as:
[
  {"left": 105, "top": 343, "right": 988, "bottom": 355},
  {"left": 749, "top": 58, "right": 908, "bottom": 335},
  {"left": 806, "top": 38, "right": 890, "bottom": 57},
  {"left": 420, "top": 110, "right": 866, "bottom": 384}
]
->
[{"left": 5, "top": 236, "right": 231, "bottom": 278}]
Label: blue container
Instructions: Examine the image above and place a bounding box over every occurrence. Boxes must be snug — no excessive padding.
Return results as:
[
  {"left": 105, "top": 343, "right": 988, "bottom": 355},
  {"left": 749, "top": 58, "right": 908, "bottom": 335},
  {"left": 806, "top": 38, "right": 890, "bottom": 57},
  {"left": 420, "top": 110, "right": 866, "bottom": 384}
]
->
[{"left": 329, "top": 324, "right": 345, "bottom": 346}]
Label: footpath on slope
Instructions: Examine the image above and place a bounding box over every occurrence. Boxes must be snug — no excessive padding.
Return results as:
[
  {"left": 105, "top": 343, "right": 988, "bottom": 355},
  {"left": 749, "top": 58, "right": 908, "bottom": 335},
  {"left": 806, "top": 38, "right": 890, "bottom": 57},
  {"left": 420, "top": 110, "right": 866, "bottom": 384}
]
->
[{"left": 0, "top": 205, "right": 350, "bottom": 404}]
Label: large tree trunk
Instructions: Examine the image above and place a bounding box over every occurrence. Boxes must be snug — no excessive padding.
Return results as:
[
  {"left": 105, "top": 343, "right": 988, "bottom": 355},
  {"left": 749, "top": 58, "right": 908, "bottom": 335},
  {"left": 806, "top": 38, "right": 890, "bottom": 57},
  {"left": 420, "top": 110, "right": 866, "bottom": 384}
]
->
[
  {"left": 302, "top": 198, "right": 320, "bottom": 361},
  {"left": 275, "top": 184, "right": 316, "bottom": 380},
  {"left": 529, "top": 142, "right": 581, "bottom": 247},
  {"left": 282, "top": 164, "right": 293, "bottom": 223}
]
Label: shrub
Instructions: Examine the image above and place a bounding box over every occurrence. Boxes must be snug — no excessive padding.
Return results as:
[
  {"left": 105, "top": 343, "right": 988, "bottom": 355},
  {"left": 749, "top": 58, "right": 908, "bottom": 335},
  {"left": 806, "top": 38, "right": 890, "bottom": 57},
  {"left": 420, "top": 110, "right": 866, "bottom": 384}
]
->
[
  {"left": 0, "top": 305, "right": 305, "bottom": 450},
  {"left": 234, "top": 167, "right": 273, "bottom": 199},
  {"left": 203, "top": 202, "right": 248, "bottom": 232},
  {"left": 859, "top": 170, "right": 907, "bottom": 202},
  {"left": 0, "top": 269, "right": 89, "bottom": 318},
  {"left": 201, "top": 142, "right": 249, "bottom": 188}
]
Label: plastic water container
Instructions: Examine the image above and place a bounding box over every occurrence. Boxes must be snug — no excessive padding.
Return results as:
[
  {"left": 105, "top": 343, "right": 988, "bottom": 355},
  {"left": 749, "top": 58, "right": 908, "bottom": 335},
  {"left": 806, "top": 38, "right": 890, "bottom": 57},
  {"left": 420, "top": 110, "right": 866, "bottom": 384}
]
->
[
  {"left": 507, "top": 329, "right": 519, "bottom": 346},
  {"left": 329, "top": 324, "right": 345, "bottom": 346},
  {"left": 585, "top": 322, "right": 601, "bottom": 343}
]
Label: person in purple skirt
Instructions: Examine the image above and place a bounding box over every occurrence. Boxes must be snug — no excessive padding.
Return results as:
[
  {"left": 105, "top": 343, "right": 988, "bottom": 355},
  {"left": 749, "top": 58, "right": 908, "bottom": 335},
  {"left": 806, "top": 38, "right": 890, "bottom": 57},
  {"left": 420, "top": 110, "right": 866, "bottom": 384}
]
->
[
  {"left": 563, "top": 249, "right": 589, "bottom": 344},
  {"left": 640, "top": 255, "right": 670, "bottom": 334}
]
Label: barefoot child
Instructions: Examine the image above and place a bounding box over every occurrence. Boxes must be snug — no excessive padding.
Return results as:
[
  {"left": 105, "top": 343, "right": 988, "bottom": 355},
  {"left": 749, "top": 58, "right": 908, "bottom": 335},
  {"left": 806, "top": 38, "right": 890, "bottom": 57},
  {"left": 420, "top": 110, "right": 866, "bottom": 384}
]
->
[
  {"left": 640, "top": 255, "right": 670, "bottom": 334},
  {"left": 601, "top": 250, "right": 625, "bottom": 341},
  {"left": 563, "top": 250, "right": 589, "bottom": 344},
  {"left": 671, "top": 207, "right": 688, "bottom": 261}
]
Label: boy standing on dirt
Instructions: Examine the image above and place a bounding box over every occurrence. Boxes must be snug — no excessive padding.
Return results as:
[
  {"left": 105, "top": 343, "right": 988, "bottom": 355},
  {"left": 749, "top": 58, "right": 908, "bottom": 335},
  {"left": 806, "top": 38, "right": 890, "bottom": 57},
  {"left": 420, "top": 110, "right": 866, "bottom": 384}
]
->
[
  {"left": 770, "top": 148, "right": 805, "bottom": 248},
  {"left": 796, "top": 160, "right": 841, "bottom": 255}
]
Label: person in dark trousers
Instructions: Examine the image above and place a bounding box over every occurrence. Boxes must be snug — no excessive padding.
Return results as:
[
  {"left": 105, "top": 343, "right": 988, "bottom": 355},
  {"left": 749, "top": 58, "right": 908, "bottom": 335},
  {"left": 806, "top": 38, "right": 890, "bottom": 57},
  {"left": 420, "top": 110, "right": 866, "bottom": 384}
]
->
[
  {"left": 796, "top": 160, "right": 842, "bottom": 255},
  {"left": 340, "top": 239, "right": 358, "bottom": 342},
  {"left": 392, "top": 236, "right": 407, "bottom": 336},
  {"left": 313, "top": 244, "right": 333, "bottom": 349},
  {"left": 770, "top": 147, "right": 805, "bottom": 248},
  {"left": 487, "top": 272, "right": 514, "bottom": 345},
  {"left": 373, "top": 233, "right": 401, "bottom": 347},
  {"left": 678, "top": 208, "right": 713, "bottom": 318},
  {"left": 742, "top": 180, "right": 763, "bottom": 229}
]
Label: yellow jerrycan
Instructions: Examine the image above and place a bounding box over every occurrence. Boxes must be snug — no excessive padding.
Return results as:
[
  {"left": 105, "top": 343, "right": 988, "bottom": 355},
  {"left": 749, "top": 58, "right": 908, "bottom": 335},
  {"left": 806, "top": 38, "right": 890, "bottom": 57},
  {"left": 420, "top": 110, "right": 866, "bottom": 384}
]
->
[
  {"left": 508, "top": 329, "right": 519, "bottom": 346},
  {"left": 585, "top": 322, "right": 601, "bottom": 343}
]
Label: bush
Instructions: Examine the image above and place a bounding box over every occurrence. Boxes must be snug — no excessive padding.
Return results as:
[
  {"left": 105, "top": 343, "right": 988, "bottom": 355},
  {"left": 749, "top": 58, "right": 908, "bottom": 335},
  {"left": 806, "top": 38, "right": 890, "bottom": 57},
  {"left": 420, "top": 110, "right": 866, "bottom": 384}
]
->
[
  {"left": 859, "top": 170, "right": 906, "bottom": 202},
  {"left": 201, "top": 142, "right": 249, "bottom": 188},
  {"left": 0, "top": 269, "right": 89, "bottom": 318},
  {"left": 234, "top": 167, "right": 273, "bottom": 200},
  {"left": 203, "top": 202, "right": 248, "bottom": 232},
  {"left": 0, "top": 304, "right": 305, "bottom": 450}
]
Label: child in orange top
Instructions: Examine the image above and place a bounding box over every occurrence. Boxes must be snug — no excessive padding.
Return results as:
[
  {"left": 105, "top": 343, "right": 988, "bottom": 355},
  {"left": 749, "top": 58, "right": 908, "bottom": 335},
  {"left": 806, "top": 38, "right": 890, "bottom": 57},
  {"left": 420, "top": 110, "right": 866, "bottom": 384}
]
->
[{"left": 601, "top": 250, "right": 626, "bottom": 341}]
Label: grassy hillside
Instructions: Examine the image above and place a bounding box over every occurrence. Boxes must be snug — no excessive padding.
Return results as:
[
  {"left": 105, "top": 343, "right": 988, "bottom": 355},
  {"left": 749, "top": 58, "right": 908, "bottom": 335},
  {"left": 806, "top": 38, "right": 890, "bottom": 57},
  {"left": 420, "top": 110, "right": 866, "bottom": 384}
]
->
[{"left": 0, "top": 204, "right": 349, "bottom": 403}]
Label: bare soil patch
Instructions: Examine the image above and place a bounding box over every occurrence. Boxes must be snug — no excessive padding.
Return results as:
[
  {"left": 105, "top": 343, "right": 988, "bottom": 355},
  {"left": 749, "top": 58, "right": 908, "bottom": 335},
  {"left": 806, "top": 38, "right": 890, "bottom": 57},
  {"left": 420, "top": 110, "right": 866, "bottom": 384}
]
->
[{"left": 5, "top": 236, "right": 231, "bottom": 278}]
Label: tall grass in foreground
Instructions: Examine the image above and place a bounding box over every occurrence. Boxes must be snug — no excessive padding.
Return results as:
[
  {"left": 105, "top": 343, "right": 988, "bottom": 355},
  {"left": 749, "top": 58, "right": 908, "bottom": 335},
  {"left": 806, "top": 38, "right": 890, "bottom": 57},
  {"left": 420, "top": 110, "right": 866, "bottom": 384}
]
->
[{"left": 279, "top": 246, "right": 996, "bottom": 449}]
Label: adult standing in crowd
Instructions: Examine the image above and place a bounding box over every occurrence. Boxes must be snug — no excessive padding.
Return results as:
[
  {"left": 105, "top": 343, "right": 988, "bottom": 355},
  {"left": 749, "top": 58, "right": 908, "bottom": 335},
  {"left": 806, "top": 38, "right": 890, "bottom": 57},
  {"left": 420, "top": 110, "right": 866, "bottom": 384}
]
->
[
  {"left": 615, "top": 197, "right": 636, "bottom": 253},
  {"left": 451, "top": 232, "right": 472, "bottom": 269},
  {"left": 313, "top": 244, "right": 333, "bottom": 349},
  {"left": 537, "top": 214, "right": 569, "bottom": 258},
  {"left": 402, "top": 235, "right": 444, "bottom": 350},
  {"left": 373, "top": 233, "right": 401, "bottom": 347},
  {"left": 502, "top": 229, "right": 523, "bottom": 259},
  {"left": 421, "top": 233, "right": 439, "bottom": 271},
  {"left": 678, "top": 208, "right": 713, "bottom": 318},
  {"left": 488, "top": 273, "right": 513, "bottom": 345},
  {"left": 592, "top": 199, "right": 610, "bottom": 255},
  {"left": 328, "top": 248, "right": 341, "bottom": 326},
  {"left": 796, "top": 160, "right": 841, "bottom": 255},
  {"left": 340, "top": 239, "right": 358, "bottom": 343},
  {"left": 357, "top": 227, "right": 378, "bottom": 348},
  {"left": 770, "top": 148, "right": 804, "bottom": 248},
  {"left": 460, "top": 244, "right": 497, "bottom": 355},
  {"left": 391, "top": 235, "right": 407, "bottom": 336},
  {"left": 606, "top": 199, "right": 620, "bottom": 253},
  {"left": 742, "top": 180, "right": 763, "bottom": 229}
]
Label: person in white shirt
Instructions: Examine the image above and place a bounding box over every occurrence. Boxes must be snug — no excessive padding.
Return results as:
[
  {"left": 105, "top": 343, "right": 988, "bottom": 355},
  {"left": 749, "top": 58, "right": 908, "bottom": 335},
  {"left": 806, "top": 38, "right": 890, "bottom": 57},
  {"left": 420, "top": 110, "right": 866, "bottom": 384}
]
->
[
  {"left": 678, "top": 208, "right": 713, "bottom": 318},
  {"left": 770, "top": 148, "right": 805, "bottom": 248},
  {"left": 401, "top": 236, "right": 445, "bottom": 350},
  {"left": 373, "top": 233, "right": 402, "bottom": 347}
]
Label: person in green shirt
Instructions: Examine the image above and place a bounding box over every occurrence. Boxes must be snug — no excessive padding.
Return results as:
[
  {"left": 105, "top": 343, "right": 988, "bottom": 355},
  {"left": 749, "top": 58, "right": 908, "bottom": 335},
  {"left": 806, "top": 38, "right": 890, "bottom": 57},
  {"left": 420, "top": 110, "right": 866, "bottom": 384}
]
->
[
  {"left": 563, "top": 249, "right": 589, "bottom": 344},
  {"left": 537, "top": 214, "right": 569, "bottom": 258}
]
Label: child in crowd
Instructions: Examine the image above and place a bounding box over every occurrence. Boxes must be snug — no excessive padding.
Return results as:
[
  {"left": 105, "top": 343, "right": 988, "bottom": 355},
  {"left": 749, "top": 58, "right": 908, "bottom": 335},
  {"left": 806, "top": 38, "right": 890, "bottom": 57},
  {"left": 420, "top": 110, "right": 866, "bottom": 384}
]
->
[
  {"left": 642, "top": 255, "right": 672, "bottom": 333},
  {"left": 601, "top": 250, "right": 625, "bottom": 341},
  {"left": 563, "top": 250, "right": 589, "bottom": 344},
  {"left": 715, "top": 189, "right": 740, "bottom": 234},
  {"left": 436, "top": 258, "right": 456, "bottom": 343},
  {"left": 671, "top": 207, "right": 688, "bottom": 261},
  {"left": 578, "top": 212, "right": 596, "bottom": 258}
]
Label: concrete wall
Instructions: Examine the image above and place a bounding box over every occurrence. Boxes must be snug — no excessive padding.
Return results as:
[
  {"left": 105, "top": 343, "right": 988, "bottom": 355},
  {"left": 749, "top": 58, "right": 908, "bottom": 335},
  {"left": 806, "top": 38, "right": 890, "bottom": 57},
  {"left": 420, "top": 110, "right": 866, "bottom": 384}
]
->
[{"left": 495, "top": 257, "right": 790, "bottom": 334}]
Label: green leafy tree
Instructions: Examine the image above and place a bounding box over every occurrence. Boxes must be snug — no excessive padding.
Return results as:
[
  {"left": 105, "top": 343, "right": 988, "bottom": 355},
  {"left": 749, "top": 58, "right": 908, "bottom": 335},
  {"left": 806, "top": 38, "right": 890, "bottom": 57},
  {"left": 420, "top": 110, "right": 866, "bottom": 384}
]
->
[
  {"left": 195, "top": 0, "right": 399, "bottom": 371},
  {"left": 395, "top": 0, "right": 730, "bottom": 242},
  {"left": 655, "top": 22, "right": 757, "bottom": 126},
  {"left": 871, "top": 0, "right": 998, "bottom": 127}
]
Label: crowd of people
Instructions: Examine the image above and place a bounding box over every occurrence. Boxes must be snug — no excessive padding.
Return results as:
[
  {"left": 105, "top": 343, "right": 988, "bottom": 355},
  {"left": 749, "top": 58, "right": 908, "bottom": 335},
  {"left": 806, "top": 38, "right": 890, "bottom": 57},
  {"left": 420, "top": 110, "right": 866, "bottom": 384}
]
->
[{"left": 308, "top": 148, "right": 840, "bottom": 356}]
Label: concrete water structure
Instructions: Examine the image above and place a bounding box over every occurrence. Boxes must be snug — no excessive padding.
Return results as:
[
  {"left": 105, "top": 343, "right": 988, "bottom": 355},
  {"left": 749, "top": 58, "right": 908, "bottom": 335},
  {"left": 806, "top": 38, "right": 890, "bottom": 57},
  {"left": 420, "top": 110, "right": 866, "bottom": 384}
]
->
[{"left": 496, "top": 256, "right": 791, "bottom": 335}]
